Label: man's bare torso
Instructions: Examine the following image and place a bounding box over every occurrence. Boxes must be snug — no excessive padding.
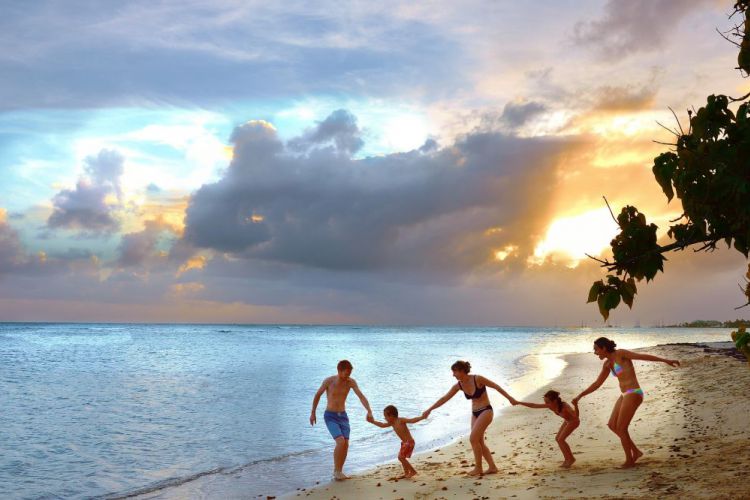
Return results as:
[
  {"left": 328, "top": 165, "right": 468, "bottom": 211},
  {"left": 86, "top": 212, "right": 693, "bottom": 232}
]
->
[{"left": 325, "top": 376, "right": 352, "bottom": 412}]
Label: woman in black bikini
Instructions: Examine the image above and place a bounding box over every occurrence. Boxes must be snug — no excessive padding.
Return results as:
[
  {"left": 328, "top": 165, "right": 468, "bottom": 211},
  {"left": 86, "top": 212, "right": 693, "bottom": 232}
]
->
[{"left": 422, "top": 360, "right": 518, "bottom": 476}]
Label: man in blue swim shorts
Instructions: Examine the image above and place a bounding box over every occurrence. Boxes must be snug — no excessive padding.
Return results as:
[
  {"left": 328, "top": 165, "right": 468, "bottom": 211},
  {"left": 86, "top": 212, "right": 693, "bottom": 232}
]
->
[{"left": 311, "top": 360, "right": 373, "bottom": 480}]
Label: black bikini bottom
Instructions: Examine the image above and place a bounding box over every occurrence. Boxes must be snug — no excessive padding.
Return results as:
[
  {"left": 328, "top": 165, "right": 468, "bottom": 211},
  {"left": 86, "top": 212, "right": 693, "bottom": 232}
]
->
[{"left": 472, "top": 405, "right": 493, "bottom": 418}]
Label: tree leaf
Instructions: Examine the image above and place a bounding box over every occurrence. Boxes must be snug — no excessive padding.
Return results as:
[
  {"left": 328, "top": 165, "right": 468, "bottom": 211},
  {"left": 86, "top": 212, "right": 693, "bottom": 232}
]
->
[
  {"left": 587, "top": 281, "right": 603, "bottom": 303},
  {"left": 597, "top": 294, "right": 609, "bottom": 321},
  {"left": 604, "top": 289, "right": 621, "bottom": 311}
]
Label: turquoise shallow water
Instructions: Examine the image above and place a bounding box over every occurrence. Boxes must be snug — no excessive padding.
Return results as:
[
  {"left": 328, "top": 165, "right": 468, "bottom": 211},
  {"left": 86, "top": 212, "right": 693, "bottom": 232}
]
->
[{"left": 0, "top": 323, "right": 734, "bottom": 499}]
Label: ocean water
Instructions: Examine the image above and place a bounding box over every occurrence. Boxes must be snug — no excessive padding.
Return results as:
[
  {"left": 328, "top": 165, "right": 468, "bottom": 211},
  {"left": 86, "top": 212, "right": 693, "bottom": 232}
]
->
[{"left": 0, "top": 323, "right": 735, "bottom": 499}]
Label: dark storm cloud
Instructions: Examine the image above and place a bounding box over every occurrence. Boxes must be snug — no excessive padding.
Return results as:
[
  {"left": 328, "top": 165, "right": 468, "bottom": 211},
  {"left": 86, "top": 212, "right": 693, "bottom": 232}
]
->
[
  {"left": 288, "top": 109, "right": 364, "bottom": 154},
  {"left": 182, "top": 110, "right": 579, "bottom": 273},
  {"left": 117, "top": 218, "right": 176, "bottom": 268},
  {"left": 572, "top": 0, "right": 715, "bottom": 59},
  {"left": 47, "top": 149, "right": 124, "bottom": 234},
  {"left": 0, "top": 219, "right": 27, "bottom": 274},
  {"left": 499, "top": 101, "right": 547, "bottom": 129}
]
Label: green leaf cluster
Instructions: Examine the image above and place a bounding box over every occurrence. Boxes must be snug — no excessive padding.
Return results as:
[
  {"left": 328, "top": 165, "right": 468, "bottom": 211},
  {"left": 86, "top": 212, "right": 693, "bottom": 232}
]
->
[
  {"left": 731, "top": 325, "right": 750, "bottom": 364},
  {"left": 587, "top": 275, "right": 637, "bottom": 321}
]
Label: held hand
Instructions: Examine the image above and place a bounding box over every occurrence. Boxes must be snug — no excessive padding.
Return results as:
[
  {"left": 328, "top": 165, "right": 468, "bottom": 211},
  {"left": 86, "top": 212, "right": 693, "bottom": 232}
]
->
[
  {"left": 509, "top": 397, "right": 518, "bottom": 406},
  {"left": 572, "top": 397, "right": 580, "bottom": 406},
  {"left": 422, "top": 410, "right": 431, "bottom": 419},
  {"left": 310, "top": 413, "right": 316, "bottom": 426},
  {"left": 366, "top": 413, "right": 374, "bottom": 423},
  {"left": 666, "top": 359, "right": 680, "bottom": 367}
]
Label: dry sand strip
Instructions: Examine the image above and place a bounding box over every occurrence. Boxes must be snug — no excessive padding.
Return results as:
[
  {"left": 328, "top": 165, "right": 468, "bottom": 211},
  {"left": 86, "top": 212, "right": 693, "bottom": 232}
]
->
[{"left": 285, "top": 344, "right": 749, "bottom": 500}]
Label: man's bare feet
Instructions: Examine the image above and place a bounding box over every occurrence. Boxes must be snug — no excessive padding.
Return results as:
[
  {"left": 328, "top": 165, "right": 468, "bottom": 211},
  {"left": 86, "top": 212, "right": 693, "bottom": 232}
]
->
[
  {"left": 619, "top": 460, "right": 636, "bottom": 469},
  {"left": 405, "top": 470, "right": 417, "bottom": 478},
  {"left": 466, "top": 468, "right": 483, "bottom": 476},
  {"left": 484, "top": 467, "right": 498, "bottom": 475},
  {"left": 560, "top": 459, "right": 575, "bottom": 468},
  {"left": 333, "top": 471, "right": 350, "bottom": 480},
  {"left": 632, "top": 449, "right": 644, "bottom": 463}
]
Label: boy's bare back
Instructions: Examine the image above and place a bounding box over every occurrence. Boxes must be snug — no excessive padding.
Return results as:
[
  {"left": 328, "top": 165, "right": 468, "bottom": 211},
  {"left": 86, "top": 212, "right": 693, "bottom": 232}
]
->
[{"left": 391, "top": 418, "right": 414, "bottom": 442}]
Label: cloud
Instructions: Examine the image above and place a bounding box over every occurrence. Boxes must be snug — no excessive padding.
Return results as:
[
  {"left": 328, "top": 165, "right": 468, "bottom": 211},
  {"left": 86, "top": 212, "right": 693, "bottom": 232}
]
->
[
  {"left": 590, "top": 83, "right": 658, "bottom": 112},
  {"left": 116, "top": 217, "right": 177, "bottom": 268},
  {"left": 0, "top": 209, "right": 28, "bottom": 274},
  {"left": 0, "top": 2, "right": 466, "bottom": 110},
  {"left": 47, "top": 149, "right": 125, "bottom": 234},
  {"left": 499, "top": 100, "right": 547, "bottom": 129},
  {"left": 572, "top": 0, "right": 715, "bottom": 59},
  {"left": 288, "top": 109, "right": 364, "bottom": 154},
  {"left": 182, "top": 110, "right": 580, "bottom": 274}
]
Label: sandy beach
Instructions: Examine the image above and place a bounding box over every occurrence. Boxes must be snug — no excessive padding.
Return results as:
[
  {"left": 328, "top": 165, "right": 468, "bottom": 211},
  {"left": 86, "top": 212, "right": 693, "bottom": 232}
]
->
[{"left": 287, "top": 343, "right": 749, "bottom": 499}]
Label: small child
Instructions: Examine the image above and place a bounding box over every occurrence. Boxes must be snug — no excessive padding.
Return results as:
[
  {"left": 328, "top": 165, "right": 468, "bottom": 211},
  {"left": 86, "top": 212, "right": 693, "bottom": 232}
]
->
[
  {"left": 367, "top": 405, "right": 425, "bottom": 478},
  {"left": 516, "top": 390, "right": 580, "bottom": 468}
]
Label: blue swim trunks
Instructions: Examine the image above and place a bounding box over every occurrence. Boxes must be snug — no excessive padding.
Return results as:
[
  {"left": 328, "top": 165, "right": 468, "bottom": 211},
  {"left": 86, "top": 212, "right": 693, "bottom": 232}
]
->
[{"left": 324, "top": 411, "right": 350, "bottom": 440}]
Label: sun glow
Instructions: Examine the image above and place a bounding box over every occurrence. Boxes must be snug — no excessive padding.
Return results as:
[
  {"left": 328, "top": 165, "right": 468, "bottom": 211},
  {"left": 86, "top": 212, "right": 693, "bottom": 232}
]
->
[
  {"left": 494, "top": 245, "right": 519, "bottom": 261},
  {"left": 381, "top": 113, "right": 429, "bottom": 152},
  {"left": 529, "top": 208, "right": 619, "bottom": 267}
]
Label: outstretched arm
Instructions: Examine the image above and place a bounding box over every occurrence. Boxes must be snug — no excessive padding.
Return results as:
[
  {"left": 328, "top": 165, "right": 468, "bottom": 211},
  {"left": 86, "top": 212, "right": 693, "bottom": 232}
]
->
[
  {"left": 619, "top": 349, "right": 680, "bottom": 367},
  {"left": 515, "top": 401, "right": 547, "bottom": 409},
  {"left": 401, "top": 415, "right": 426, "bottom": 424},
  {"left": 366, "top": 415, "right": 391, "bottom": 428},
  {"left": 423, "top": 384, "right": 460, "bottom": 417},
  {"left": 351, "top": 379, "right": 373, "bottom": 419},
  {"left": 477, "top": 375, "right": 517, "bottom": 405},
  {"left": 310, "top": 378, "right": 331, "bottom": 425},
  {"left": 572, "top": 364, "right": 609, "bottom": 404}
]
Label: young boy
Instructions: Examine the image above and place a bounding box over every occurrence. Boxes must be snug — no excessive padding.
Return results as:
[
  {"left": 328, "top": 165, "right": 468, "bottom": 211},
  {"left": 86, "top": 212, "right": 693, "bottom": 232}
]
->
[{"left": 367, "top": 405, "right": 425, "bottom": 478}]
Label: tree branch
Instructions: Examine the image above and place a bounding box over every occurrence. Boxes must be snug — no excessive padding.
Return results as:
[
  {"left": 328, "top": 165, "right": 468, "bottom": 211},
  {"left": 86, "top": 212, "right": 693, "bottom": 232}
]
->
[
  {"left": 653, "top": 140, "right": 678, "bottom": 147},
  {"left": 668, "top": 106, "right": 685, "bottom": 136},
  {"left": 669, "top": 213, "right": 686, "bottom": 223},
  {"left": 656, "top": 120, "right": 680, "bottom": 137},
  {"left": 603, "top": 196, "right": 618, "bottom": 226},
  {"left": 729, "top": 90, "right": 750, "bottom": 102},
  {"left": 585, "top": 253, "right": 611, "bottom": 265},
  {"left": 587, "top": 235, "right": 727, "bottom": 272},
  {"left": 716, "top": 26, "right": 742, "bottom": 47}
]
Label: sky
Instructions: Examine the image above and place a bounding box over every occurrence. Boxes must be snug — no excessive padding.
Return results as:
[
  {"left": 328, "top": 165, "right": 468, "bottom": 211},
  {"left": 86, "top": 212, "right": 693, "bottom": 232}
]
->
[{"left": 1, "top": 0, "right": 748, "bottom": 325}]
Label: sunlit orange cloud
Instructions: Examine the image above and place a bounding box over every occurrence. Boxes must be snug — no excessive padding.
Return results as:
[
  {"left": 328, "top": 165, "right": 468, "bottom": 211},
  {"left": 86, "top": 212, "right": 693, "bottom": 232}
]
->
[
  {"left": 522, "top": 122, "right": 683, "bottom": 269},
  {"left": 494, "top": 244, "right": 519, "bottom": 261},
  {"left": 528, "top": 208, "right": 618, "bottom": 267},
  {"left": 177, "top": 255, "right": 209, "bottom": 277},
  {"left": 169, "top": 282, "right": 205, "bottom": 296},
  {"left": 562, "top": 110, "right": 670, "bottom": 141},
  {"left": 0, "top": 208, "right": 6, "bottom": 223},
  {"left": 131, "top": 195, "right": 189, "bottom": 235}
]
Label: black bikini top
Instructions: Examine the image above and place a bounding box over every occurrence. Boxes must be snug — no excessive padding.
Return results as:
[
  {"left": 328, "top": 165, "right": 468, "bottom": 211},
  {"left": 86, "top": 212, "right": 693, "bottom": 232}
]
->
[{"left": 458, "top": 375, "right": 487, "bottom": 399}]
